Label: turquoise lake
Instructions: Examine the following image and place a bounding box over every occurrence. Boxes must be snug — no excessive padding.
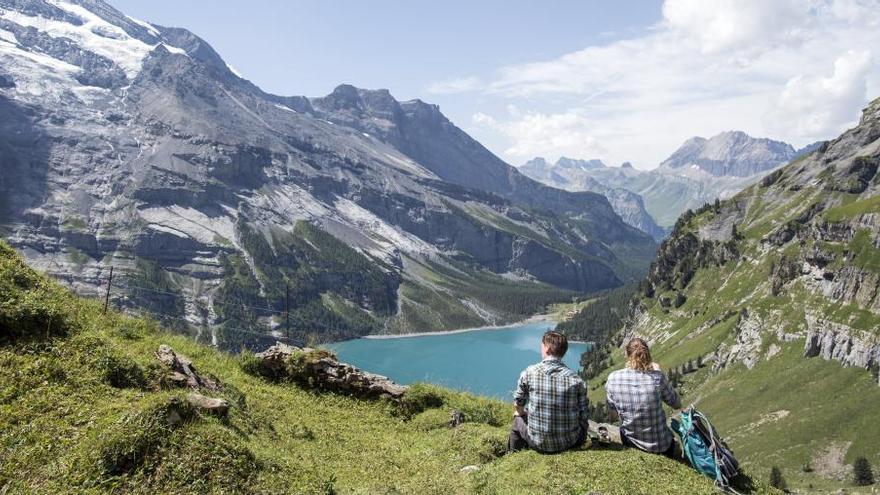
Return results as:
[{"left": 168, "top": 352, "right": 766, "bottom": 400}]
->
[{"left": 328, "top": 321, "right": 588, "bottom": 400}]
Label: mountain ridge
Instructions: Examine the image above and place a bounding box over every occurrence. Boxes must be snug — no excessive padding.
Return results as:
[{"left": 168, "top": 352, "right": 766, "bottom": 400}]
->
[
  {"left": 519, "top": 131, "right": 825, "bottom": 230},
  {"left": 0, "top": 0, "right": 656, "bottom": 349},
  {"left": 520, "top": 157, "right": 667, "bottom": 240}
]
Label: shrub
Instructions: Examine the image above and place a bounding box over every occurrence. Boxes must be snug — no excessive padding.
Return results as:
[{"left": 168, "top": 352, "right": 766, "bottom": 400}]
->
[
  {"left": 0, "top": 269, "right": 75, "bottom": 342},
  {"left": 393, "top": 383, "right": 507, "bottom": 426},
  {"left": 238, "top": 350, "right": 267, "bottom": 377},
  {"left": 410, "top": 407, "right": 455, "bottom": 431},
  {"left": 98, "top": 352, "right": 147, "bottom": 389},
  {"left": 394, "top": 383, "right": 445, "bottom": 419},
  {"left": 673, "top": 292, "right": 687, "bottom": 308},
  {"left": 769, "top": 466, "right": 786, "bottom": 490},
  {"left": 854, "top": 456, "right": 874, "bottom": 486}
]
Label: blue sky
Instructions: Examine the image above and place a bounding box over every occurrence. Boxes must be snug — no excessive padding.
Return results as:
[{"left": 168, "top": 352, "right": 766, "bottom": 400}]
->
[{"left": 112, "top": 0, "right": 879, "bottom": 169}]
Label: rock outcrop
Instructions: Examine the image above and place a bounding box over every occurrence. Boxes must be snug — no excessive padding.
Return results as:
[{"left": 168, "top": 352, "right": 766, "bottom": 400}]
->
[
  {"left": 155, "top": 344, "right": 220, "bottom": 391},
  {"left": 711, "top": 310, "right": 764, "bottom": 372},
  {"left": 253, "top": 342, "right": 407, "bottom": 400},
  {"left": 803, "top": 313, "right": 880, "bottom": 378},
  {"left": 186, "top": 392, "right": 230, "bottom": 417}
]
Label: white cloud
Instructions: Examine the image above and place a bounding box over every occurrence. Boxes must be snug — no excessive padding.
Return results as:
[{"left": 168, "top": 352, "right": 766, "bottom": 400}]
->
[
  {"left": 471, "top": 110, "right": 605, "bottom": 161},
  {"left": 426, "top": 76, "right": 481, "bottom": 94},
  {"left": 440, "top": 0, "right": 880, "bottom": 167},
  {"left": 661, "top": 0, "right": 808, "bottom": 54},
  {"left": 765, "top": 50, "right": 872, "bottom": 138}
]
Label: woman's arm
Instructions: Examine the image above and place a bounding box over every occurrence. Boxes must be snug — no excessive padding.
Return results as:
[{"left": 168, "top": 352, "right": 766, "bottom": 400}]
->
[{"left": 658, "top": 370, "right": 681, "bottom": 409}]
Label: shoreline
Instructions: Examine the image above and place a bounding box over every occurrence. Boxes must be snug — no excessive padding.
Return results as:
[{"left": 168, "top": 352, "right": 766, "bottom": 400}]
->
[{"left": 361, "top": 313, "right": 557, "bottom": 340}]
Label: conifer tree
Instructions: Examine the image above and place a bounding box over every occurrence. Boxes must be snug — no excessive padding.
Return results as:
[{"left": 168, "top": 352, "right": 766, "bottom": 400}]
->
[
  {"left": 769, "top": 466, "right": 786, "bottom": 490},
  {"left": 854, "top": 456, "right": 874, "bottom": 486}
]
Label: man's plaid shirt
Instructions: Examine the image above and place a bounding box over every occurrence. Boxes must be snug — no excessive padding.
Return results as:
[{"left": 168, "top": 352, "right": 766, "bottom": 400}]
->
[
  {"left": 606, "top": 368, "right": 681, "bottom": 453},
  {"left": 513, "top": 357, "right": 589, "bottom": 453}
]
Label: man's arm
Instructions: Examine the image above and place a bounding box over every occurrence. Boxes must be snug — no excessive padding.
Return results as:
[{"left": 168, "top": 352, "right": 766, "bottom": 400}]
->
[
  {"left": 606, "top": 402, "right": 619, "bottom": 422},
  {"left": 605, "top": 396, "right": 620, "bottom": 422},
  {"left": 513, "top": 369, "right": 530, "bottom": 416},
  {"left": 577, "top": 380, "right": 590, "bottom": 427}
]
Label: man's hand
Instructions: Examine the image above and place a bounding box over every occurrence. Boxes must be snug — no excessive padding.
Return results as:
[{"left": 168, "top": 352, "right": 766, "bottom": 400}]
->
[
  {"left": 513, "top": 404, "right": 527, "bottom": 417},
  {"left": 651, "top": 362, "right": 661, "bottom": 371}
]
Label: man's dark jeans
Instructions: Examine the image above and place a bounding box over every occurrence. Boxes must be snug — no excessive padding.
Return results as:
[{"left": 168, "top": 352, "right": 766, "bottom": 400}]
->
[{"left": 507, "top": 415, "right": 586, "bottom": 453}]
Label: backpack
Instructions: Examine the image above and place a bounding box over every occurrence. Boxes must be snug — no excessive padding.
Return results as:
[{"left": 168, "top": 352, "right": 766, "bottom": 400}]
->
[{"left": 671, "top": 406, "right": 741, "bottom": 492}]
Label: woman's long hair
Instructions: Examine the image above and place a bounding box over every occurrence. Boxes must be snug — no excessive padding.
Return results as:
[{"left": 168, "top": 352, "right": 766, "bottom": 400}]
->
[{"left": 625, "top": 338, "right": 652, "bottom": 371}]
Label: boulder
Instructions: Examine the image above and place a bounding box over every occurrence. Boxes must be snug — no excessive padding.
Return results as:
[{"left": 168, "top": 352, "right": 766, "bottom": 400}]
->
[
  {"left": 254, "top": 342, "right": 408, "bottom": 400},
  {"left": 449, "top": 409, "right": 465, "bottom": 428},
  {"left": 156, "top": 344, "right": 219, "bottom": 391},
  {"left": 254, "top": 341, "right": 297, "bottom": 378},
  {"left": 186, "top": 392, "right": 229, "bottom": 418}
]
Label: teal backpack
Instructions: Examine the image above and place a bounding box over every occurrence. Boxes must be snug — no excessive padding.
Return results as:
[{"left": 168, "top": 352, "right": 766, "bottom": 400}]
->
[{"left": 671, "top": 407, "right": 741, "bottom": 492}]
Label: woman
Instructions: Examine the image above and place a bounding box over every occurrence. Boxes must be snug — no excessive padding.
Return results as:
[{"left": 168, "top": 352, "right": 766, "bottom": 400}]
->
[{"left": 605, "top": 338, "right": 681, "bottom": 457}]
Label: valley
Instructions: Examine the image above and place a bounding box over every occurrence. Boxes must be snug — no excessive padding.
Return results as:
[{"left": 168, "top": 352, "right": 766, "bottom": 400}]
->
[{"left": 1, "top": 1, "right": 878, "bottom": 494}]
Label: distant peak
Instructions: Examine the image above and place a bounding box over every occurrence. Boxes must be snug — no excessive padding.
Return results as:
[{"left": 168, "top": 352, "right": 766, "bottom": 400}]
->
[
  {"left": 330, "top": 84, "right": 360, "bottom": 98},
  {"left": 621, "top": 161, "right": 633, "bottom": 169},
  {"left": 523, "top": 157, "right": 548, "bottom": 165},
  {"left": 555, "top": 157, "right": 606, "bottom": 170},
  {"left": 661, "top": 130, "right": 797, "bottom": 177}
]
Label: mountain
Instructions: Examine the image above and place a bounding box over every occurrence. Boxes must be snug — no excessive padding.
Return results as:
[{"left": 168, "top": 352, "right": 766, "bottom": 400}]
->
[
  {"left": 658, "top": 131, "right": 796, "bottom": 177},
  {"left": 0, "top": 0, "right": 656, "bottom": 350},
  {"left": 521, "top": 133, "right": 819, "bottom": 230},
  {"left": 0, "top": 239, "right": 765, "bottom": 494},
  {"left": 519, "top": 158, "right": 667, "bottom": 240},
  {"left": 589, "top": 98, "right": 880, "bottom": 490}
]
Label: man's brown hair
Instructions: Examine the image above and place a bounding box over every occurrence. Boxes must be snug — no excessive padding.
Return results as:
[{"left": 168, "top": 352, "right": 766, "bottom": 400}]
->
[{"left": 542, "top": 330, "right": 568, "bottom": 357}]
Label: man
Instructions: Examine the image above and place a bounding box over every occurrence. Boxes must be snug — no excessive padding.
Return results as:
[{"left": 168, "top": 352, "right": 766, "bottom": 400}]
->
[{"left": 509, "top": 330, "right": 589, "bottom": 453}]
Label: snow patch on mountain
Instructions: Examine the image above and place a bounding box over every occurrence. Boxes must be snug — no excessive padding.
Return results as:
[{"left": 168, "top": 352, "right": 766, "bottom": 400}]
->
[
  {"left": 1, "top": 5, "right": 153, "bottom": 78},
  {"left": 273, "top": 103, "right": 297, "bottom": 113},
  {"left": 225, "top": 63, "right": 242, "bottom": 78},
  {"left": 159, "top": 42, "right": 187, "bottom": 56},
  {"left": 0, "top": 41, "right": 81, "bottom": 97},
  {"left": 0, "top": 27, "right": 17, "bottom": 44},
  {"left": 124, "top": 14, "right": 159, "bottom": 37}
]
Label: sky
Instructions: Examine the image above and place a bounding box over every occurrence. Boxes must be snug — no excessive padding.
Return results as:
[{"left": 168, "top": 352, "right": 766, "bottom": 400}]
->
[{"left": 111, "top": 0, "right": 880, "bottom": 169}]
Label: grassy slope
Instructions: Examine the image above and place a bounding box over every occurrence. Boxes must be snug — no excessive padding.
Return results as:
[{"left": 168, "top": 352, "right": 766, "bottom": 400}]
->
[{"left": 0, "top": 241, "right": 733, "bottom": 495}]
